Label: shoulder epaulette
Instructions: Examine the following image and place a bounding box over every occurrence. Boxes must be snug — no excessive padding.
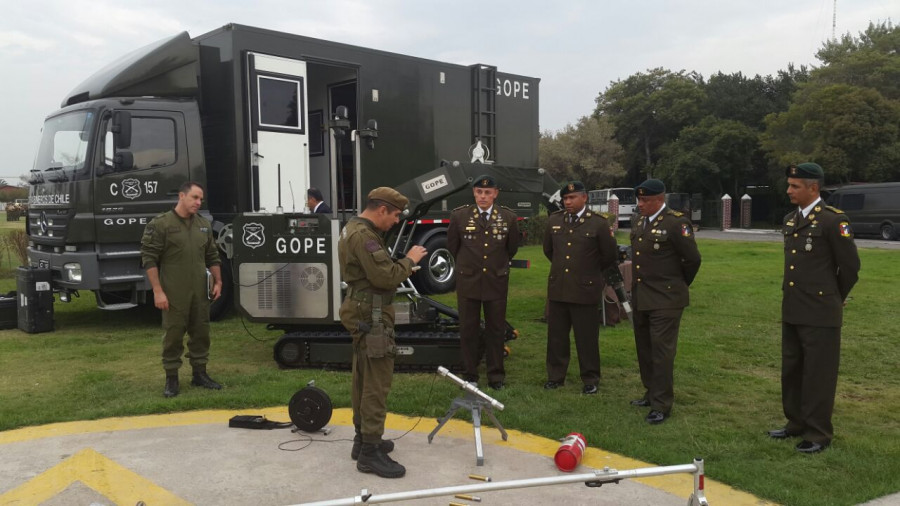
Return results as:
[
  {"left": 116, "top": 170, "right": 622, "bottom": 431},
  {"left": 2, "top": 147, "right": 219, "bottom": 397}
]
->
[
  {"left": 825, "top": 205, "right": 845, "bottom": 214},
  {"left": 598, "top": 212, "right": 611, "bottom": 219},
  {"left": 500, "top": 205, "right": 516, "bottom": 212},
  {"left": 451, "top": 204, "right": 469, "bottom": 211},
  {"left": 668, "top": 209, "right": 685, "bottom": 217},
  {"left": 550, "top": 209, "right": 564, "bottom": 215}
]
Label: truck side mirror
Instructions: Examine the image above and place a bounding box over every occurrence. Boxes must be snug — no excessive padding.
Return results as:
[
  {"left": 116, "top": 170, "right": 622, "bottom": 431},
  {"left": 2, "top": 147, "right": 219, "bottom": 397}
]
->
[
  {"left": 112, "top": 111, "right": 132, "bottom": 149},
  {"left": 114, "top": 151, "right": 134, "bottom": 171}
]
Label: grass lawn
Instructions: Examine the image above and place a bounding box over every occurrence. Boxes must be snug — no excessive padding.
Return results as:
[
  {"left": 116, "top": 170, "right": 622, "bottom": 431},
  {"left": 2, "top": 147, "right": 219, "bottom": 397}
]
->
[{"left": 0, "top": 224, "right": 897, "bottom": 506}]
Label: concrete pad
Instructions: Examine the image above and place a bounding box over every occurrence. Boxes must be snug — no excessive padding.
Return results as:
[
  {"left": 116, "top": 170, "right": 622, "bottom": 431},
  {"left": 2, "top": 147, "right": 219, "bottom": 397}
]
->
[{"left": 0, "top": 407, "right": 766, "bottom": 505}]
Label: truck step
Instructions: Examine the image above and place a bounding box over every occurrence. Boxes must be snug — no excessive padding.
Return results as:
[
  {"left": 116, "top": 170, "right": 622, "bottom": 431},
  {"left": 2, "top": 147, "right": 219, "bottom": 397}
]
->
[
  {"left": 99, "top": 275, "right": 146, "bottom": 284},
  {"left": 97, "top": 302, "right": 138, "bottom": 310}
]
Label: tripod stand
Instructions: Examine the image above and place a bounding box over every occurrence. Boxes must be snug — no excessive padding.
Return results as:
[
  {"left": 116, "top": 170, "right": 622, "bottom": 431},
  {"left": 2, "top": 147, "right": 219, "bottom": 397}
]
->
[{"left": 427, "top": 366, "right": 508, "bottom": 466}]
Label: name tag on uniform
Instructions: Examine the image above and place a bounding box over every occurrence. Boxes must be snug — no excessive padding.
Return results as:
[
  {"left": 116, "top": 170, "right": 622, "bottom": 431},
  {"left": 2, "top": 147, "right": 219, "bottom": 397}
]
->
[
  {"left": 465, "top": 226, "right": 476, "bottom": 231},
  {"left": 552, "top": 225, "right": 561, "bottom": 230}
]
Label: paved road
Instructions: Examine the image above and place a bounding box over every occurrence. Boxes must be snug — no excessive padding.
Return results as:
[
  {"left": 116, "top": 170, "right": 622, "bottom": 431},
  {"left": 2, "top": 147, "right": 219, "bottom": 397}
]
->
[{"left": 0, "top": 408, "right": 764, "bottom": 506}]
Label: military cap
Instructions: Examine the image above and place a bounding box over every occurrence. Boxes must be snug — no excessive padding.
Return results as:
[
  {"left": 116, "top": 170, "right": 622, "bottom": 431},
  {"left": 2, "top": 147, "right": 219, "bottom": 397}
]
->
[
  {"left": 635, "top": 179, "right": 666, "bottom": 196},
  {"left": 786, "top": 162, "right": 824, "bottom": 179},
  {"left": 560, "top": 181, "right": 586, "bottom": 196},
  {"left": 368, "top": 186, "right": 409, "bottom": 210},
  {"left": 307, "top": 187, "right": 324, "bottom": 201},
  {"left": 473, "top": 174, "right": 497, "bottom": 188}
]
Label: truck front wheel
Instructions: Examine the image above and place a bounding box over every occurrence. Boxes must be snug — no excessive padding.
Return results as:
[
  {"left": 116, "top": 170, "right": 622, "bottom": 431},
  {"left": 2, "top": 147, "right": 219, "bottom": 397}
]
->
[{"left": 413, "top": 235, "right": 455, "bottom": 294}]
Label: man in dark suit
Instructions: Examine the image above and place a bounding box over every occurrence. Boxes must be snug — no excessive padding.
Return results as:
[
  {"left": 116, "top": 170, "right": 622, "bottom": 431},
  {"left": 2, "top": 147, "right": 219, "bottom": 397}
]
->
[
  {"left": 447, "top": 175, "right": 519, "bottom": 389},
  {"left": 768, "top": 162, "right": 860, "bottom": 453},
  {"left": 543, "top": 181, "right": 618, "bottom": 394},
  {"left": 307, "top": 187, "right": 332, "bottom": 214},
  {"left": 629, "top": 179, "right": 701, "bottom": 424}
]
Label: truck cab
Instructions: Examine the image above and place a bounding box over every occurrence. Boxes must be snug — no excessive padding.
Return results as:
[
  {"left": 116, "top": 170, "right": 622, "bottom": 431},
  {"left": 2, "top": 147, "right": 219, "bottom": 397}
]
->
[{"left": 27, "top": 98, "right": 204, "bottom": 308}]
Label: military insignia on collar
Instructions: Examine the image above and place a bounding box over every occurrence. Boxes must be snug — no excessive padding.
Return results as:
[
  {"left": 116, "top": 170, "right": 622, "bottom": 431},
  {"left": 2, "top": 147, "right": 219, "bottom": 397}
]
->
[{"left": 814, "top": 205, "right": 822, "bottom": 212}]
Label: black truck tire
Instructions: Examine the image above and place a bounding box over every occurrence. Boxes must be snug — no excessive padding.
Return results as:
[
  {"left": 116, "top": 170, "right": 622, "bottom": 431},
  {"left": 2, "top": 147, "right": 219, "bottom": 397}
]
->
[
  {"left": 413, "top": 234, "right": 455, "bottom": 294},
  {"left": 209, "top": 257, "right": 233, "bottom": 321},
  {"left": 881, "top": 223, "right": 896, "bottom": 241}
]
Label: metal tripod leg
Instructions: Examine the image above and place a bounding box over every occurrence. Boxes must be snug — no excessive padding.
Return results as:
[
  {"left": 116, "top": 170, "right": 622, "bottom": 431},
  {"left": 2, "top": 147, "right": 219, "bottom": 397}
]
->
[{"left": 428, "top": 393, "right": 508, "bottom": 466}]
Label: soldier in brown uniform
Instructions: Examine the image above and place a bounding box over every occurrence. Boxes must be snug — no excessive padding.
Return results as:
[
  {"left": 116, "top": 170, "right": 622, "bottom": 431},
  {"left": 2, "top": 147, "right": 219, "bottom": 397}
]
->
[
  {"left": 767, "top": 163, "right": 860, "bottom": 453},
  {"left": 629, "top": 179, "right": 701, "bottom": 424},
  {"left": 543, "top": 181, "right": 618, "bottom": 394},
  {"left": 447, "top": 175, "right": 519, "bottom": 389},
  {"left": 339, "top": 187, "right": 428, "bottom": 478}
]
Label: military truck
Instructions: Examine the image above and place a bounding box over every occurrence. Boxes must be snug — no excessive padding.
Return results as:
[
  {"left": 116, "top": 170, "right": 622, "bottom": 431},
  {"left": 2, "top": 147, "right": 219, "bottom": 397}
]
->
[{"left": 25, "top": 24, "right": 552, "bottom": 323}]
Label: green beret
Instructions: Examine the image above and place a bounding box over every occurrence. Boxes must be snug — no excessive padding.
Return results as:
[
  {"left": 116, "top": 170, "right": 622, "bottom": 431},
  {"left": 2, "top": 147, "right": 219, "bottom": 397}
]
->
[
  {"left": 560, "top": 181, "right": 586, "bottom": 196},
  {"left": 635, "top": 179, "right": 665, "bottom": 196},
  {"left": 786, "top": 162, "right": 824, "bottom": 179},
  {"left": 367, "top": 187, "right": 409, "bottom": 210},
  {"left": 473, "top": 174, "right": 497, "bottom": 188}
]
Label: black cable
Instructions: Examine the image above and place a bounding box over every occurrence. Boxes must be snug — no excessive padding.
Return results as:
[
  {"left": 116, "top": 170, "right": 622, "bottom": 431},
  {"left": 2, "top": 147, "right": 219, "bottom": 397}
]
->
[{"left": 276, "top": 373, "right": 439, "bottom": 452}]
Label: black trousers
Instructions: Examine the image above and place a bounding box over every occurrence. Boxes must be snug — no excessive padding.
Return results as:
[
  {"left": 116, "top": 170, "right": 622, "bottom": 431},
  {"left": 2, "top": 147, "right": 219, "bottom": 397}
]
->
[
  {"left": 781, "top": 322, "right": 841, "bottom": 444},
  {"left": 546, "top": 300, "right": 601, "bottom": 386},
  {"left": 457, "top": 295, "right": 507, "bottom": 383},
  {"left": 633, "top": 307, "right": 683, "bottom": 414}
]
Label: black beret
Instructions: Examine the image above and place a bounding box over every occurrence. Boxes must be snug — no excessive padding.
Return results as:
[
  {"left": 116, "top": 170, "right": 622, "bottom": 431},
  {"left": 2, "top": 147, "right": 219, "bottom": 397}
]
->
[
  {"left": 307, "top": 187, "right": 324, "bottom": 201},
  {"left": 473, "top": 174, "right": 497, "bottom": 188},
  {"left": 635, "top": 179, "right": 666, "bottom": 196},
  {"left": 560, "top": 181, "right": 586, "bottom": 196},
  {"left": 786, "top": 162, "right": 824, "bottom": 179}
]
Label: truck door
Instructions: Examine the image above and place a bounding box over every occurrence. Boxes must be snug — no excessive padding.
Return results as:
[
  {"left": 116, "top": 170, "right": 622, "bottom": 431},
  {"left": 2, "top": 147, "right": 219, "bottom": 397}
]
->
[
  {"left": 96, "top": 110, "right": 188, "bottom": 242},
  {"left": 93, "top": 109, "right": 189, "bottom": 298},
  {"left": 247, "top": 52, "right": 310, "bottom": 212}
]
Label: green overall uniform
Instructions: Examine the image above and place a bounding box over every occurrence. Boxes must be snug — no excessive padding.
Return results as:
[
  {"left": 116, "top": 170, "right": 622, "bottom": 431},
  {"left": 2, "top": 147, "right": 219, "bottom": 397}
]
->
[
  {"left": 141, "top": 210, "right": 221, "bottom": 373},
  {"left": 338, "top": 216, "right": 416, "bottom": 444}
]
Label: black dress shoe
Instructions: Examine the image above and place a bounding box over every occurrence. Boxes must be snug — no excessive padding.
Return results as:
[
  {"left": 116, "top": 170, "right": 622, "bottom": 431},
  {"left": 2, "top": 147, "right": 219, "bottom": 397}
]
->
[
  {"left": 645, "top": 410, "right": 668, "bottom": 424},
  {"left": 488, "top": 381, "right": 505, "bottom": 391},
  {"left": 796, "top": 440, "right": 828, "bottom": 454},
  {"left": 630, "top": 398, "right": 650, "bottom": 407},
  {"left": 767, "top": 428, "right": 801, "bottom": 439},
  {"left": 163, "top": 376, "right": 179, "bottom": 398},
  {"left": 543, "top": 381, "right": 563, "bottom": 390},
  {"left": 582, "top": 384, "right": 598, "bottom": 395}
]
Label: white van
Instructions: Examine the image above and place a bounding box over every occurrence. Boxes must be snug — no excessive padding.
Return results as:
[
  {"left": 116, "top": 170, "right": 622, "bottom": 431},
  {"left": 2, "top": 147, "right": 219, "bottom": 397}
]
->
[{"left": 588, "top": 188, "right": 636, "bottom": 226}]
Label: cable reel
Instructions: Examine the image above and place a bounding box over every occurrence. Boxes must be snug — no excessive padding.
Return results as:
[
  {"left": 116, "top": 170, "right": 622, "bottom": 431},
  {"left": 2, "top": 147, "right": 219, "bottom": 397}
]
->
[{"left": 288, "top": 384, "right": 333, "bottom": 432}]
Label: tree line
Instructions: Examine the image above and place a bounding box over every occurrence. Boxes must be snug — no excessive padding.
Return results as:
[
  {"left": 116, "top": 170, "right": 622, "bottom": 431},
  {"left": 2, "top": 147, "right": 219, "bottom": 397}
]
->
[{"left": 540, "top": 21, "right": 900, "bottom": 206}]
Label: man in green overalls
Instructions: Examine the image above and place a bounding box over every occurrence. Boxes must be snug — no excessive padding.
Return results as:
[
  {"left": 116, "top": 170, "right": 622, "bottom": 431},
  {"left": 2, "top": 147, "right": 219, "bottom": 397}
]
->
[
  {"left": 141, "top": 181, "right": 223, "bottom": 398},
  {"left": 339, "top": 187, "right": 427, "bottom": 478}
]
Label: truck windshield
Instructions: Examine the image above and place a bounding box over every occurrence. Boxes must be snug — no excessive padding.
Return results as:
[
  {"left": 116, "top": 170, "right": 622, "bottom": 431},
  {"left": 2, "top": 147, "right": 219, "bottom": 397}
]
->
[{"left": 32, "top": 110, "right": 95, "bottom": 182}]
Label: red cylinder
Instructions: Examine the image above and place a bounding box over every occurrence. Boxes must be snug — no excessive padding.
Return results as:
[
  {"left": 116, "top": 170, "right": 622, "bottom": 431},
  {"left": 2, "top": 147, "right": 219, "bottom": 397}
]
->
[{"left": 554, "top": 433, "right": 586, "bottom": 472}]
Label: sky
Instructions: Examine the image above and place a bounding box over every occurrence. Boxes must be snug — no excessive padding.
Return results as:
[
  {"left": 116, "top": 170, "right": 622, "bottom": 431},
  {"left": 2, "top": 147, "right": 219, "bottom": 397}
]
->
[{"left": 0, "top": 0, "right": 896, "bottom": 181}]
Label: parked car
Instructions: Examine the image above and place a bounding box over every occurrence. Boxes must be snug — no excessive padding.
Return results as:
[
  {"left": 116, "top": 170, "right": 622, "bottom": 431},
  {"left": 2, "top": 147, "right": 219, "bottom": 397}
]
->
[{"left": 826, "top": 182, "right": 900, "bottom": 240}]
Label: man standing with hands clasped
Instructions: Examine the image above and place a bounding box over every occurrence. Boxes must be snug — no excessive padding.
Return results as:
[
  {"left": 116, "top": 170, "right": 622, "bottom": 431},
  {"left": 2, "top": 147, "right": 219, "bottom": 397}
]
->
[
  {"left": 768, "top": 162, "right": 860, "bottom": 453},
  {"left": 447, "top": 174, "right": 519, "bottom": 390},
  {"left": 339, "top": 187, "right": 427, "bottom": 478},
  {"left": 629, "top": 179, "right": 701, "bottom": 425},
  {"left": 141, "top": 181, "right": 223, "bottom": 398},
  {"left": 543, "top": 181, "right": 618, "bottom": 395}
]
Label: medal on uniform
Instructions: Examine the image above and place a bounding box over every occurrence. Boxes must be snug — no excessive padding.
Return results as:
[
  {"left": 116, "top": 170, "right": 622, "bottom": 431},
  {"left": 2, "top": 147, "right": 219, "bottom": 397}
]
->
[
  {"left": 653, "top": 243, "right": 660, "bottom": 250},
  {"left": 805, "top": 237, "right": 813, "bottom": 251}
]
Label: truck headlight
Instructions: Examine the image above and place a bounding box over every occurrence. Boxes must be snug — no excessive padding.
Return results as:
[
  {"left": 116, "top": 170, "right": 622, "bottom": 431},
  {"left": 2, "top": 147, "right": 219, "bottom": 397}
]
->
[{"left": 63, "top": 263, "right": 82, "bottom": 282}]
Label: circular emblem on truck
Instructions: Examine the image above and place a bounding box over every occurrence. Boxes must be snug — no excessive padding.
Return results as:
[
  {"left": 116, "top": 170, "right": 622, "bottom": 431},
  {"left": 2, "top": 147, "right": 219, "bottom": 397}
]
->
[{"left": 39, "top": 211, "right": 49, "bottom": 234}]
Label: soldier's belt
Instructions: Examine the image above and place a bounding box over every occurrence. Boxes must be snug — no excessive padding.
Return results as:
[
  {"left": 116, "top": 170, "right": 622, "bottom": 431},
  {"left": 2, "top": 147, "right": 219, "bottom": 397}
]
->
[{"left": 346, "top": 288, "right": 394, "bottom": 305}]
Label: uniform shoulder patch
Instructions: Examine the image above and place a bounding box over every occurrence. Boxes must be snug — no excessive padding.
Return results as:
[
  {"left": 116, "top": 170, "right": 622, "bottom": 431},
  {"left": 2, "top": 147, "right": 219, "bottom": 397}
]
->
[
  {"left": 826, "top": 205, "right": 845, "bottom": 214},
  {"left": 364, "top": 239, "right": 381, "bottom": 253}
]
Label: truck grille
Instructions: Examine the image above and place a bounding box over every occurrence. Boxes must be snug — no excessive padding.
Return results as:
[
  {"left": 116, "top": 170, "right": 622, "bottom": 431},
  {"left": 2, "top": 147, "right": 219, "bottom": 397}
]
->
[{"left": 28, "top": 208, "right": 73, "bottom": 247}]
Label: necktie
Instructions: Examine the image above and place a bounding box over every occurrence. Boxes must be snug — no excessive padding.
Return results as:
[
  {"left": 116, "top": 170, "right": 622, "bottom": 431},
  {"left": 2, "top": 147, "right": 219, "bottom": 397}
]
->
[
  {"left": 568, "top": 213, "right": 576, "bottom": 224},
  {"left": 481, "top": 211, "right": 489, "bottom": 224}
]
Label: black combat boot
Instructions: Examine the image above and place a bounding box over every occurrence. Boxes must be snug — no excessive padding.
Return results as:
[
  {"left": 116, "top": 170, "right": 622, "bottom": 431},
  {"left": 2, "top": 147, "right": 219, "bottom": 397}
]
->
[
  {"left": 191, "top": 367, "right": 222, "bottom": 389},
  {"left": 356, "top": 442, "right": 405, "bottom": 478},
  {"left": 164, "top": 375, "right": 179, "bottom": 398},
  {"left": 351, "top": 426, "right": 394, "bottom": 460}
]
